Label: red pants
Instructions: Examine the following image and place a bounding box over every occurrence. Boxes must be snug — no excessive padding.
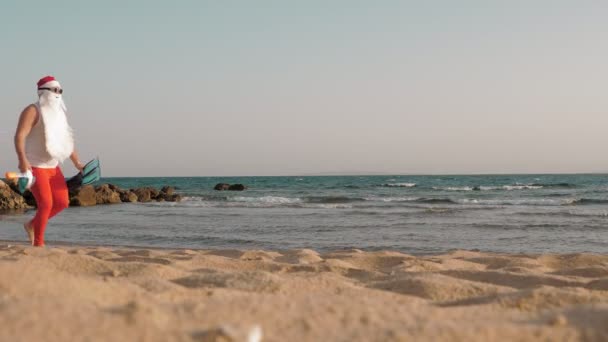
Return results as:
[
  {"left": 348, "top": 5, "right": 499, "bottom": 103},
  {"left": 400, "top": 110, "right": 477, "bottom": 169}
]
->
[{"left": 30, "top": 167, "right": 69, "bottom": 246}]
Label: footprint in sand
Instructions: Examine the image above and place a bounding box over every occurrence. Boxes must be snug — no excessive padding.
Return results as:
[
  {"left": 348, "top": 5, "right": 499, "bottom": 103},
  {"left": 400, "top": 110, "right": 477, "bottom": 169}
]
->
[
  {"left": 172, "top": 270, "right": 282, "bottom": 293},
  {"left": 108, "top": 256, "right": 173, "bottom": 265},
  {"left": 439, "top": 270, "right": 587, "bottom": 289}
]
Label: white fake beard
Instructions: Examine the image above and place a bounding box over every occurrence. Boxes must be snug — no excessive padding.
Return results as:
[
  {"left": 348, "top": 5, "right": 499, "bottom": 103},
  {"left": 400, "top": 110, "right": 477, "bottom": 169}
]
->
[{"left": 37, "top": 91, "right": 74, "bottom": 162}]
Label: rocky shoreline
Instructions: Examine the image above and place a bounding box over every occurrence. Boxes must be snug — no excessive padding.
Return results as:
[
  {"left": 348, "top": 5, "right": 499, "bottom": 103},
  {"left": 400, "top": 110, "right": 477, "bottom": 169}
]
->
[{"left": 0, "top": 179, "right": 181, "bottom": 211}]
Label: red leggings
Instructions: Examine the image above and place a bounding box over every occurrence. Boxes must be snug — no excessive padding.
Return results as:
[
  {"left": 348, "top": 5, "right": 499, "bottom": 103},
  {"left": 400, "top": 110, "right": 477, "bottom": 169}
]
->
[{"left": 30, "top": 167, "right": 70, "bottom": 246}]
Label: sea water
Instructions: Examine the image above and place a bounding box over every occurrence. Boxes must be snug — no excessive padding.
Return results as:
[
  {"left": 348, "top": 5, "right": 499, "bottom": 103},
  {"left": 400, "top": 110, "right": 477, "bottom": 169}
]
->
[{"left": 0, "top": 174, "right": 607, "bottom": 254}]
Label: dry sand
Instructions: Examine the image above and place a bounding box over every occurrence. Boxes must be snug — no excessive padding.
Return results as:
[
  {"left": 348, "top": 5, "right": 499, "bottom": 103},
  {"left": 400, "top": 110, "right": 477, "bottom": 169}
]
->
[{"left": 0, "top": 243, "right": 607, "bottom": 341}]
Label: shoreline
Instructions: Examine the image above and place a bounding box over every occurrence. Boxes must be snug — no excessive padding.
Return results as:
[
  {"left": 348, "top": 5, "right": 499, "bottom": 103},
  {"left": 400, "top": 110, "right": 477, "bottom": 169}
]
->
[
  {"left": 1, "top": 238, "right": 605, "bottom": 257},
  {"left": 4, "top": 239, "right": 603, "bottom": 257},
  {"left": 1, "top": 243, "right": 607, "bottom": 341}
]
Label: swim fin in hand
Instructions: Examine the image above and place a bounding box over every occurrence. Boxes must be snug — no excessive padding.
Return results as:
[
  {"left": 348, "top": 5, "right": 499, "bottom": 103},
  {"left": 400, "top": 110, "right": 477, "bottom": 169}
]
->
[{"left": 66, "top": 158, "right": 101, "bottom": 192}]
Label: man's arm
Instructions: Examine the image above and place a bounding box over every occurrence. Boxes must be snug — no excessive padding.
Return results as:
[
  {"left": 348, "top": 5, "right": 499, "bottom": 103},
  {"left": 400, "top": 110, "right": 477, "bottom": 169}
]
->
[
  {"left": 14, "top": 105, "right": 38, "bottom": 172},
  {"left": 70, "top": 150, "right": 84, "bottom": 172}
]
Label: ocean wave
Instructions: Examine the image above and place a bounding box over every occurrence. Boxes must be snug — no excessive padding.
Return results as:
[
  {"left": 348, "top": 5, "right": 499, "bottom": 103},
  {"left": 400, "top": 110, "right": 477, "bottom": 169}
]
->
[
  {"left": 502, "top": 185, "right": 543, "bottom": 190},
  {"left": 381, "top": 183, "right": 417, "bottom": 188},
  {"left": 155, "top": 197, "right": 212, "bottom": 208},
  {"left": 482, "top": 182, "right": 575, "bottom": 190},
  {"left": 181, "top": 194, "right": 229, "bottom": 201},
  {"left": 544, "top": 193, "right": 571, "bottom": 197},
  {"left": 364, "top": 196, "right": 457, "bottom": 204},
  {"left": 458, "top": 198, "right": 563, "bottom": 206},
  {"left": 530, "top": 182, "right": 575, "bottom": 188},
  {"left": 343, "top": 210, "right": 383, "bottom": 216},
  {"left": 433, "top": 184, "right": 544, "bottom": 191},
  {"left": 180, "top": 196, "right": 354, "bottom": 209},
  {"left": 433, "top": 186, "right": 475, "bottom": 191},
  {"left": 565, "top": 198, "right": 608, "bottom": 206},
  {"left": 182, "top": 194, "right": 364, "bottom": 206},
  {"left": 311, "top": 204, "right": 353, "bottom": 209},
  {"left": 515, "top": 210, "right": 608, "bottom": 217},
  {"left": 419, "top": 198, "right": 456, "bottom": 204},
  {"left": 479, "top": 185, "right": 543, "bottom": 191},
  {"left": 364, "top": 196, "right": 419, "bottom": 202},
  {"left": 232, "top": 196, "right": 302, "bottom": 204},
  {"left": 180, "top": 194, "right": 606, "bottom": 208},
  {"left": 180, "top": 196, "right": 216, "bottom": 204},
  {"left": 304, "top": 196, "right": 364, "bottom": 203}
]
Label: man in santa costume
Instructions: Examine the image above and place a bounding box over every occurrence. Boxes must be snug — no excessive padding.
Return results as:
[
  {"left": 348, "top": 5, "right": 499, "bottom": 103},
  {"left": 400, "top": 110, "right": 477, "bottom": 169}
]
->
[{"left": 14, "top": 76, "right": 84, "bottom": 247}]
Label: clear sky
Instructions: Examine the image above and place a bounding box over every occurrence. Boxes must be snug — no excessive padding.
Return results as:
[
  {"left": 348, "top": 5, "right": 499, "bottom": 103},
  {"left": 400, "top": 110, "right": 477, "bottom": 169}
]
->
[{"left": 1, "top": 1, "right": 607, "bottom": 176}]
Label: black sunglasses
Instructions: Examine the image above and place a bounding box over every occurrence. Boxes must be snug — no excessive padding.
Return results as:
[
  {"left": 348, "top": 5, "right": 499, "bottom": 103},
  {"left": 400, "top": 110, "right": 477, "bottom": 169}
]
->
[{"left": 38, "top": 87, "right": 63, "bottom": 94}]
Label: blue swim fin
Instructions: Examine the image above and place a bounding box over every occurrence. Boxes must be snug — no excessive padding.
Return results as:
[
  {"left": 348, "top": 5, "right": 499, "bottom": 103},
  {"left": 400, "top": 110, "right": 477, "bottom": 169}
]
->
[
  {"left": 82, "top": 158, "right": 100, "bottom": 176},
  {"left": 66, "top": 158, "right": 101, "bottom": 191},
  {"left": 82, "top": 163, "right": 101, "bottom": 185}
]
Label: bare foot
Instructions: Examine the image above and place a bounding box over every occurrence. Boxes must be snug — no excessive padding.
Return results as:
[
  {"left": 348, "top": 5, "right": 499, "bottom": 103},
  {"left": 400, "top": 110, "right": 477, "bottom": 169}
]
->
[{"left": 23, "top": 221, "right": 34, "bottom": 246}]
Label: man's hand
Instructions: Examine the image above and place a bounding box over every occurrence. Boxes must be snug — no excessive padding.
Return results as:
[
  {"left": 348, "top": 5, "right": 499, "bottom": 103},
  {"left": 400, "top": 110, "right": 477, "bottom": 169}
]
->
[
  {"left": 74, "top": 160, "right": 85, "bottom": 173},
  {"left": 69, "top": 150, "right": 84, "bottom": 173},
  {"left": 18, "top": 158, "right": 31, "bottom": 173}
]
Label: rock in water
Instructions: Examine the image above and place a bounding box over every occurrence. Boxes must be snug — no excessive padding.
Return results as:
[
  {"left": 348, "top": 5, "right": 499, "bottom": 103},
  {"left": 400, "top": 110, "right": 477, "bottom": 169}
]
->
[
  {"left": 165, "top": 194, "right": 182, "bottom": 202},
  {"left": 95, "top": 184, "right": 122, "bottom": 204},
  {"left": 214, "top": 183, "right": 230, "bottom": 191},
  {"left": 4, "top": 179, "right": 36, "bottom": 206},
  {"left": 161, "top": 186, "right": 175, "bottom": 196},
  {"left": 132, "top": 188, "right": 153, "bottom": 202},
  {"left": 156, "top": 192, "right": 182, "bottom": 202},
  {"left": 69, "top": 185, "right": 97, "bottom": 207},
  {"left": 214, "top": 183, "right": 247, "bottom": 191},
  {"left": 2, "top": 180, "right": 182, "bottom": 208},
  {"left": 228, "top": 184, "right": 247, "bottom": 191},
  {"left": 0, "top": 180, "right": 29, "bottom": 210},
  {"left": 149, "top": 187, "right": 161, "bottom": 200},
  {"left": 119, "top": 190, "right": 138, "bottom": 203}
]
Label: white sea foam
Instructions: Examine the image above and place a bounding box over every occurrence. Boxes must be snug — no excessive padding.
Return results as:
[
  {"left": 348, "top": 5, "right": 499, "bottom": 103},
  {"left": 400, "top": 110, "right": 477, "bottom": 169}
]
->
[
  {"left": 383, "top": 183, "right": 417, "bottom": 188},
  {"left": 178, "top": 196, "right": 354, "bottom": 209},
  {"left": 502, "top": 185, "right": 543, "bottom": 191},
  {"left": 475, "top": 185, "right": 543, "bottom": 191},
  {"left": 306, "top": 203, "right": 353, "bottom": 209},
  {"left": 177, "top": 195, "right": 566, "bottom": 208},
  {"left": 182, "top": 196, "right": 207, "bottom": 201},
  {"left": 232, "top": 196, "right": 302, "bottom": 204},
  {"left": 433, "top": 184, "right": 544, "bottom": 191},
  {"left": 178, "top": 196, "right": 303, "bottom": 208},
  {"left": 458, "top": 198, "right": 563, "bottom": 206},
  {"left": 156, "top": 196, "right": 213, "bottom": 207},
  {"left": 364, "top": 196, "right": 419, "bottom": 202},
  {"left": 434, "top": 186, "right": 474, "bottom": 191}
]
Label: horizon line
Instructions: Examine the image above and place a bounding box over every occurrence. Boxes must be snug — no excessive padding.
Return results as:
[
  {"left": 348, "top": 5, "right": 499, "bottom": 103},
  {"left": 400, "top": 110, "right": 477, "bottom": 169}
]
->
[{"left": 97, "top": 171, "right": 608, "bottom": 178}]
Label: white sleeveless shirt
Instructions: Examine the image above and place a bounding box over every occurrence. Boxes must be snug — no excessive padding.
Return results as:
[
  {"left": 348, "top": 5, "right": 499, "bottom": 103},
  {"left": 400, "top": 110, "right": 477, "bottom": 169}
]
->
[{"left": 25, "top": 104, "right": 59, "bottom": 168}]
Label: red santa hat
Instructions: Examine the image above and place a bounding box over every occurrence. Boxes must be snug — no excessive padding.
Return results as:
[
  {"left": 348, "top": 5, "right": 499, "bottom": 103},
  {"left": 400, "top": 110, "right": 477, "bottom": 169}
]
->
[{"left": 37, "top": 75, "right": 61, "bottom": 89}]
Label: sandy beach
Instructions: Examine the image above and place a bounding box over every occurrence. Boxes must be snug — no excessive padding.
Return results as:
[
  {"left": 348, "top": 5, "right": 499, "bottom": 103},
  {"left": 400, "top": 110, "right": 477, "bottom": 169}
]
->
[{"left": 0, "top": 243, "right": 606, "bottom": 341}]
